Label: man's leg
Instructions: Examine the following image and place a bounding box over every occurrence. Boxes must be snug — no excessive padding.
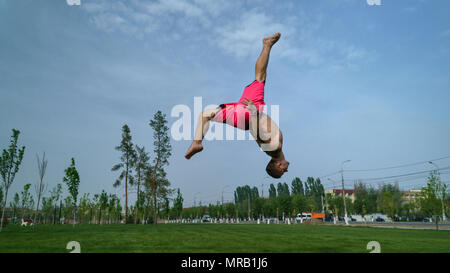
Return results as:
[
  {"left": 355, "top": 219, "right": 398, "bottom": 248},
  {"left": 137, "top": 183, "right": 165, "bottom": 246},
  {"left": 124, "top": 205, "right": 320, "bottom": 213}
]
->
[
  {"left": 255, "top": 33, "right": 281, "bottom": 83},
  {"left": 185, "top": 108, "right": 220, "bottom": 159}
]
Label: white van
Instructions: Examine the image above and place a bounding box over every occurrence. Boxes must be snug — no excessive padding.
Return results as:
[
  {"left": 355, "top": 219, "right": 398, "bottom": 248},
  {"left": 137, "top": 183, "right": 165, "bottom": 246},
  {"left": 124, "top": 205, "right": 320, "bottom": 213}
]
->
[{"left": 296, "top": 213, "right": 312, "bottom": 222}]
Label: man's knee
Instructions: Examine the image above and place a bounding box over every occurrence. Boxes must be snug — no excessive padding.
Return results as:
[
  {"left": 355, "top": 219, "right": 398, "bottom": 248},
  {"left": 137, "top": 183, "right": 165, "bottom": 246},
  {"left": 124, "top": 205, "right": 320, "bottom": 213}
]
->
[{"left": 201, "top": 109, "right": 218, "bottom": 120}]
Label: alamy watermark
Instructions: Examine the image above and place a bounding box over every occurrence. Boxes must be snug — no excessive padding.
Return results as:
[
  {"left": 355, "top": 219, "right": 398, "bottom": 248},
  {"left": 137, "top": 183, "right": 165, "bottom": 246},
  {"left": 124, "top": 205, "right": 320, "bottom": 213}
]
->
[{"left": 170, "top": 97, "right": 280, "bottom": 151}]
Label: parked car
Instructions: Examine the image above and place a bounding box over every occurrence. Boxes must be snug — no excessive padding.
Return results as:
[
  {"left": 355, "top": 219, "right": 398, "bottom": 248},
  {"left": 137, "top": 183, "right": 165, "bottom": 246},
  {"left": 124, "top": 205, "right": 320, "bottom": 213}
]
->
[
  {"left": 375, "top": 217, "right": 385, "bottom": 222},
  {"left": 295, "top": 213, "right": 312, "bottom": 222},
  {"left": 202, "top": 215, "right": 211, "bottom": 222},
  {"left": 324, "top": 216, "right": 334, "bottom": 222}
]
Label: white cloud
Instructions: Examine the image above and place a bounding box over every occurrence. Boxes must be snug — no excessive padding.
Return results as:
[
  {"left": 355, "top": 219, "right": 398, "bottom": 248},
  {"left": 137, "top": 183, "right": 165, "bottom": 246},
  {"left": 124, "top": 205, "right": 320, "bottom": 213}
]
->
[{"left": 81, "top": 0, "right": 372, "bottom": 69}]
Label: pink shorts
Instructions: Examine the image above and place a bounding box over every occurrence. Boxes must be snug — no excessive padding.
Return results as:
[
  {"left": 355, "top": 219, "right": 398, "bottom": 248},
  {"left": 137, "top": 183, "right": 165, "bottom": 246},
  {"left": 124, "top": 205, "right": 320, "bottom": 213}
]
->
[{"left": 213, "top": 80, "right": 266, "bottom": 130}]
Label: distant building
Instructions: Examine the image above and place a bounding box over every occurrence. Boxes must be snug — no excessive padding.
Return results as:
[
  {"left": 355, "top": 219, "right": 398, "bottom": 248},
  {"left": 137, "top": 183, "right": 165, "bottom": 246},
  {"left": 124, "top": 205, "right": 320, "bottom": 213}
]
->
[
  {"left": 325, "top": 189, "right": 355, "bottom": 202},
  {"left": 400, "top": 189, "right": 422, "bottom": 205}
]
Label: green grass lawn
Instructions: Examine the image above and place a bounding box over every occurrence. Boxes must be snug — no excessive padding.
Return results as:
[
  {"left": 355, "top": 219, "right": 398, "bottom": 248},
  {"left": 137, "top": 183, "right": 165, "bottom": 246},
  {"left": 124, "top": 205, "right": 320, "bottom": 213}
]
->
[{"left": 0, "top": 223, "right": 449, "bottom": 253}]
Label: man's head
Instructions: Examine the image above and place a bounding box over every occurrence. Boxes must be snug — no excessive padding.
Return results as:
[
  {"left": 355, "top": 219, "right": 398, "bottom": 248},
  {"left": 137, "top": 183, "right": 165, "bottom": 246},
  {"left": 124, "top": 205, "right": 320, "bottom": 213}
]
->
[{"left": 266, "top": 159, "right": 290, "bottom": 178}]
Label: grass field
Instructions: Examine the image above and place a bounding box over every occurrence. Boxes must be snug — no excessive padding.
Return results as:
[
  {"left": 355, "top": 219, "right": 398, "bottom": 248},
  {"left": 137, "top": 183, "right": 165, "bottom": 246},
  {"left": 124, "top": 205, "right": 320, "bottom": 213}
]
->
[{"left": 0, "top": 223, "right": 449, "bottom": 253}]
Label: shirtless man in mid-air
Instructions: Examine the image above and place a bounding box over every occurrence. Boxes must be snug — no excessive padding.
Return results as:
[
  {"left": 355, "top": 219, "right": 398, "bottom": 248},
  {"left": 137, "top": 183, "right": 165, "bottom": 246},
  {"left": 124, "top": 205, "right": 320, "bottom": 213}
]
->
[{"left": 185, "top": 32, "right": 289, "bottom": 179}]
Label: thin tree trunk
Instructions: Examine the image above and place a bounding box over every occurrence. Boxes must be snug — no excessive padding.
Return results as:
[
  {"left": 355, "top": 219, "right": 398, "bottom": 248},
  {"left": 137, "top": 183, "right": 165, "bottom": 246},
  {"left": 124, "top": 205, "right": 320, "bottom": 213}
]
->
[
  {"left": 152, "top": 136, "right": 161, "bottom": 226},
  {"left": 135, "top": 169, "right": 141, "bottom": 224},
  {"left": 33, "top": 190, "right": 42, "bottom": 227},
  {"left": 0, "top": 188, "right": 9, "bottom": 231},
  {"left": 125, "top": 152, "right": 129, "bottom": 223}
]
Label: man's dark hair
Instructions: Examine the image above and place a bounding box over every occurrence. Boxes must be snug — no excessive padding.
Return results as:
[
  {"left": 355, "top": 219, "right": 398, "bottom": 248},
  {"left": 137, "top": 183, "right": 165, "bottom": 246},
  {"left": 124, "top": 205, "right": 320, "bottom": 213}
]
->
[{"left": 266, "top": 159, "right": 282, "bottom": 179}]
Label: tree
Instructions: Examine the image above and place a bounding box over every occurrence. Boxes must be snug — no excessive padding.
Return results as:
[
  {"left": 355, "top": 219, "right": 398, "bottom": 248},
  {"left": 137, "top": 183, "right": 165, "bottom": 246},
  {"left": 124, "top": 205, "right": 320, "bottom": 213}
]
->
[
  {"left": 33, "top": 152, "right": 48, "bottom": 226},
  {"left": 78, "top": 193, "right": 90, "bottom": 224},
  {"left": 354, "top": 181, "right": 370, "bottom": 219},
  {"left": 0, "top": 185, "right": 3, "bottom": 213},
  {"left": 326, "top": 193, "right": 343, "bottom": 224},
  {"left": 148, "top": 111, "right": 172, "bottom": 226},
  {"left": 63, "top": 158, "right": 80, "bottom": 225},
  {"left": 377, "top": 183, "right": 402, "bottom": 221},
  {"left": 112, "top": 124, "right": 136, "bottom": 223},
  {"left": 173, "top": 188, "right": 183, "bottom": 220},
  {"left": 269, "top": 184, "right": 277, "bottom": 199},
  {"left": 49, "top": 183, "right": 62, "bottom": 224},
  {"left": 420, "top": 171, "right": 443, "bottom": 219},
  {"left": 0, "top": 129, "right": 25, "bottom": 231},
  {"left": 292, "top": 194, "right": 308, "bottom": 215},
  {"left": 133, "top": 145, "right": 149, "bottom": 224},
  {"left": 291, "top": 177, "right": 304, "bottom": 196},
  {"left": 10, "top": 193, "right": 20, "bottom": 220},
  {"left": 98, "top": 190, "right": 108, "bottom": 224},
  {"left": 277, "top": 182, "right": 290, "bottom": 197},
  {"left": 20, "top": 183, "right": 34, "bottom": 220}
]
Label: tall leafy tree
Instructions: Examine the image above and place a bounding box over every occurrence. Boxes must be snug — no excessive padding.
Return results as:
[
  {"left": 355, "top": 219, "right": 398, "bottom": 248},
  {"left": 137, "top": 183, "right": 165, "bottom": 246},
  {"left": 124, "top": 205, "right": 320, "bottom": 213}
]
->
[
  {"left": 304, "top": 177, "right": 324, "bottom": 212},
  {"left": 277, "top": 182, "right": 290, "bottom": 197},
  {"left": 20, "top": 183, "right": 34, "bottom": 220},
  {"left": 98, "top": 190, "right": 109, "bottom": 224},
  {"left": 173, "top": 188, "right": 183, "bottom": 220},
  {"left": 269, "top": 184, "right": 277, "bottom": 199},
  {"left": 148, "top": 111, "right": 172, "bottom": 226},
  {"left": 291, "top": 177, "right": 304, "bottom": 196},
  {"left": 112, "top": 124, "right": 136, "bottom": 223},
  {"left": 420, "top": 171, "right": 443, "bottom": 219},
  {"left": 133, "top": 145, "right": 149, "bottom": 224},
  {"left": 33, "top": 152, "right": 48, "bottom": 226},
  {"left": 377, "top": 183, "right": 402, "bottom": 221},
  {"left": 63, "top": 158, "right": 80, "bottom": 225},
  {"left": 0, "top": 129, "right": 25, "bottom": 231}
]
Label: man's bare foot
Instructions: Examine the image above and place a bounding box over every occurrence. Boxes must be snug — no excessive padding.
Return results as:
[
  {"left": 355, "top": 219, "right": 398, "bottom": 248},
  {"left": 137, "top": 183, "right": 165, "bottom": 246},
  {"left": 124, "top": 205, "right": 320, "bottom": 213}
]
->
[
  {"left": 263, "top": 32, "right": 281, "bottom": 47},
  {"left": 185, "top": 141, "right": 203, "bottom": 159}
]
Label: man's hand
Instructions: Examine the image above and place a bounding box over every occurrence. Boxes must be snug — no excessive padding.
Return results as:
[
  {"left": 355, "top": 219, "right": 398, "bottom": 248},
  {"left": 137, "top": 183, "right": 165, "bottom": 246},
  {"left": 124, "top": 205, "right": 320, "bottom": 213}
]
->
[{"left": 241, "top": 97, "right": 258, "bottom": 115}]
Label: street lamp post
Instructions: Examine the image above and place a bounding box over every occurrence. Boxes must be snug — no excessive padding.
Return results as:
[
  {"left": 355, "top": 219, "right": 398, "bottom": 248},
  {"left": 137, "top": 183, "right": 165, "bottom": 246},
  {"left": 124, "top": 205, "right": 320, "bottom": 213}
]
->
[
  {"left": 429, "top": 161, "right": 447, "bottom": 221},
  {"left": 341, "top": 160, "right": 351, "bottom": 225}
]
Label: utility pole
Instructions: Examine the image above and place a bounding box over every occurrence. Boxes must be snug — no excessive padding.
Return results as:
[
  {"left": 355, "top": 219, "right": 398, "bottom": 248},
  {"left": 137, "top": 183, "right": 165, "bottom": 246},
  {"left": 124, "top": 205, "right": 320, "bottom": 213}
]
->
[
  {"left": 429, "top": 161, "right": 447, "bottom": 221},
  {"left": 341, "top": 160, "right": 351, "bottom": 225}
]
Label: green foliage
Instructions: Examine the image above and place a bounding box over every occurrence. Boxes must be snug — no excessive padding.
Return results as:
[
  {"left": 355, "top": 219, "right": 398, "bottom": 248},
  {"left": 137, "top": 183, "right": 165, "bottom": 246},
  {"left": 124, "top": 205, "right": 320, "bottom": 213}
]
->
[
  {"left": 268, "top": 184, "right": 277, "bottom": 199},
  {"left": 276, "top": 182, "right": 290, "bottom": 197},
  {"left": 148, "top": 111, "right": 173, "bottom": 225},
  {"left": 377, "top": 183, "right": 402, "bottom": 220},
  {"left": 112, "top": 124, "right": 136, "bottom": 188},
  {"left": 291, "top": 177, "right": 304, "bottom": 196},
  {"left": 0, "top": 129, "right": 25, "bottom": 230},
  {"left": 149, "top": 111, "right": 172, "bottom": 168},
  {"left": 20, "top": 183, "right": 34, "bottom": 218},
  {"left": 420, "top": 171, "right": 443, "bottom": 217},
  {"left": 63, "top": 158, "right": 80, "bottom": 207},
  {"left": 0, "top": 129, "right": 26, "bottom": 189},
  {"left": 304, "top": 177, "right": 324, "bottom": 212},
  {"left": 173, "top": 188, "right": 183, "bottom": 219}
]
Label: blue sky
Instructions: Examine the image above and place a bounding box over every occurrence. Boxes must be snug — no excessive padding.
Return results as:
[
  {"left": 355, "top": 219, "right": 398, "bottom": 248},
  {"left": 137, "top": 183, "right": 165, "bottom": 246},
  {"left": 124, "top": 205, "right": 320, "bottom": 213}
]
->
[{"left": 1, "top": 0, "right": 450, "bottom": 207}]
